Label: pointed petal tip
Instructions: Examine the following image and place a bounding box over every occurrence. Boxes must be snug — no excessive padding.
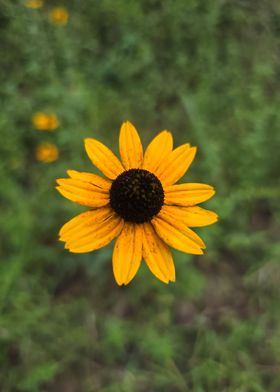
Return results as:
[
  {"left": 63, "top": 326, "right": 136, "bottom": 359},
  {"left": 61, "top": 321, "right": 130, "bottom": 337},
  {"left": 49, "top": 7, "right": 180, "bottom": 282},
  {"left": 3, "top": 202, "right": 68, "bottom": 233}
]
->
[
  {"left": 209, "top": 211, "right": 219, "bottom": 222},
  {"left": 59, "top": 229, "right": 65, "bottom": 240},
  {"left": 159, "top": 129, "right": 172, "bottom": 136},
  {"left": 165, "top": 275, "right": 176, "bottom": 284},
  {"left": 84, "top": 137, "right": 97, "bottom": 149},
  {"left": 115, "top": 278, "right": 125, "bottom": 286},
  {"left": 120, "top": 120, "right": 134, "bottom": 131},
  {"left": 189, "top": 146, "right": 197, "bottom": 157},
  {"left": 206, "top": 189, "right": 216, "bottom": 201},
  {"left": 56, "top": 179, "right": 69, "bottom": 186},
  {"left": 122, "top": 276, "right": 135, "bottom": 286},
  {"left": 190, "top": 245, "right": 204, "bottom": 254},
  {"left": 123, "top": 120, "right": 134, "bottom": 126},
  {"left": 123, "top": 279, "right": 133, "bottom": 286},
  {"left": 66, "top": 169, "right": 76, "bottom": 177},
  {"left": 84, "top": 138, "right": 90, "bottom": 148},
  {"left": 56, "top": 185, "right": 63, "bottom": 194},
  {"left": 158, "top": 277, "right": 169, "bottom": 284},
  {"left": 84, "top": 137, "right": 93, "bottom": 143}
]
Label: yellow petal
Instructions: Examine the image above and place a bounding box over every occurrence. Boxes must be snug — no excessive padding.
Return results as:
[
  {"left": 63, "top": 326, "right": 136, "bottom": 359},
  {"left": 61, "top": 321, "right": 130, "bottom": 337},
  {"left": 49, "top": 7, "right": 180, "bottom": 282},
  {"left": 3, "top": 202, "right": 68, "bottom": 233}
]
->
[
  {"left": 156, "top": 144, "right": 197, "bottom": 186},
  {"left": 160, "top": 205, "right": 218, "bottom": 227},
  {"left": 61, "top": 212, "right": 123, "bottom": 253},
  {"left": 59, "top": 206, "right": 112, "bottom": 241},
  {"left": 112, "top": 223, "right": 143, "bottom": 285},
  {"left": 119, "top": 121, "right": 143, "bottom": 169},
  {"left": 156, "top": 209, "right": 205, "bottom": 248},
  {"left": 67, "top": 170, "right": 111, "bottom": 191},
  {"left": 56, "top": 178, "right": 109, "bottom": 207},
  {"left": 142, "top": 130, "right": 173, "bottom": 174},
  {"left": 142, "top": 223, "right": 175, "bottom": 283},
  {"left": 84, "top": 138, "right": 124, "bottom": 180},
  {"left": 164, "top": 183, "right": 215, "bottom": 206},
  {"left": 152, "top": 216, "right": 204, "bottom": 255}
]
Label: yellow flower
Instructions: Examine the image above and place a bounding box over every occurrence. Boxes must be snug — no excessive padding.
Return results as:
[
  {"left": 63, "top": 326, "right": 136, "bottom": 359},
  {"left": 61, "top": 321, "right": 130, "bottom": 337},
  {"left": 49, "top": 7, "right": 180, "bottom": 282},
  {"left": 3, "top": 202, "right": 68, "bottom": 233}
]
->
[
  {"left": 49, "top": 7, "right": 69, "bottom": 25},
  {"left": 57, "top": 122, "right": 218, "bottom": 285},
  {"left": 24, "top": 0, "right": 43, "bottom": 9},
  {"left": 35, "top": 142, "right": 59, "bottom": 163},
  {"left": 32, "top": 112, "right": 59, "bottom": 131}
]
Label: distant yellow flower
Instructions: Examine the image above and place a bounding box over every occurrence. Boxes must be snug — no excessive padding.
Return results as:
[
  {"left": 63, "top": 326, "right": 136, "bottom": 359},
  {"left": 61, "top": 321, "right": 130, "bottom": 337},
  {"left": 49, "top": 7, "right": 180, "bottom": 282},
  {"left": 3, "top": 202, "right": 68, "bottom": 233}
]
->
[
  {"left": 57, "top": 121, "right": 218, "bottom": 286},
  {"left": 35, "top": 143, "right": 59, "bottom": 163},
  {"left": 49, "top": 7, "right": 69, "bottom": 25},
  {"left": 32, "top": 112, "right": 59, "bottom": 131},
  {"left": 24, "top": 0, "right": 43, "bottom": 9}
]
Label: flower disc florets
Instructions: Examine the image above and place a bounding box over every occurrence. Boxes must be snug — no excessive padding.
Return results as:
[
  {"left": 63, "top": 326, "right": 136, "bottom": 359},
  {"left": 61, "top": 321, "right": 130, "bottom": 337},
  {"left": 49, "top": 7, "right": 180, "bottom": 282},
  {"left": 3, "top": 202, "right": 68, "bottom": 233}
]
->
[{"left": 110, "top": 169, "right": 164, "bottom": 223}]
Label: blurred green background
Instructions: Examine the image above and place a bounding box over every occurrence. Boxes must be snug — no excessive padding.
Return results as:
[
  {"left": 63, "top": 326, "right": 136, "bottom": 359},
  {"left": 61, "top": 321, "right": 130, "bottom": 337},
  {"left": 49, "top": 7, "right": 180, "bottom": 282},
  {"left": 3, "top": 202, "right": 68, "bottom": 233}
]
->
[{"left": 1, "top": 0, "right": 280, "bottom": 391}]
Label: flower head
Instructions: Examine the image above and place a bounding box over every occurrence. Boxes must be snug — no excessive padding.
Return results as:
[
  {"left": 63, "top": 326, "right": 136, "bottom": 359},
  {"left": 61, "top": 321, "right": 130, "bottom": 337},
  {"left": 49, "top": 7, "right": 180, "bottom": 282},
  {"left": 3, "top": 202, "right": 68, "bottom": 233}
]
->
[
  {"left": 57, "top": 122, "right": 218, "bottom": 285},
  {"left": 49, "top": 7, "right": 69, "bottom": 25},
  {"left": 32, "top": 112, "right": 59, "bottom": 131},
  {"left": 24, "top": 0, "right": 43, "bottom": 9},
  {"left": 35, "top": 142, "right": 59, "bottom": 163}
]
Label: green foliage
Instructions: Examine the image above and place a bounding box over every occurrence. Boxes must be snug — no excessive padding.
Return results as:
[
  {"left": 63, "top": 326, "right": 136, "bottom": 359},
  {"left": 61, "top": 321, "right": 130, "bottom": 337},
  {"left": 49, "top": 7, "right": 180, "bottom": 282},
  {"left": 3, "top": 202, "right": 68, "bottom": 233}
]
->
[{"left": 1, "top": 0, "right": 280, "bottom": 390}]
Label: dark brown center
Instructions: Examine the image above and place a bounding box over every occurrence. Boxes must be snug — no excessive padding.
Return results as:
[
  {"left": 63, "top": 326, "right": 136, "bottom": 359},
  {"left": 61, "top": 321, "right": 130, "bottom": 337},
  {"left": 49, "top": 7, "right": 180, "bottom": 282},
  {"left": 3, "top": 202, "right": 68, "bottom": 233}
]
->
[{"left": 109, "top": 169, "right": 164, "bottom": 223}]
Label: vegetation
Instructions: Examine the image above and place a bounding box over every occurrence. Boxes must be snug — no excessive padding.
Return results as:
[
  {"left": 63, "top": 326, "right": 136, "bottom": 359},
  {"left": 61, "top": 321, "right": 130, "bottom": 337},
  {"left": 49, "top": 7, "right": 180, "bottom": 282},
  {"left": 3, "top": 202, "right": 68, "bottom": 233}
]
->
[{"left": 1, "top": 1, "right": 280, "bottom": 390}]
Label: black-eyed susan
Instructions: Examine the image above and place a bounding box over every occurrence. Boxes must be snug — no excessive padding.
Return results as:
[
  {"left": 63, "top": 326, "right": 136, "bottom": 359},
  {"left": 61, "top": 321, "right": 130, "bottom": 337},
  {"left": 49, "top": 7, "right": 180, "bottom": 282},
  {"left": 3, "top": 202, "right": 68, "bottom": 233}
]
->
[
  {"left": 32, "top": 112, "right": 59, "bottom": 131},
  {"left": 49, "top": 7, "right": 69, "bottom": 25},
  {"left": 57, "top": 122, "right": 217, "bottom": 285},
  {"left": 35, "top": 142, "right": 59, "bottom": 163}
]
